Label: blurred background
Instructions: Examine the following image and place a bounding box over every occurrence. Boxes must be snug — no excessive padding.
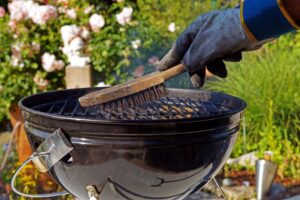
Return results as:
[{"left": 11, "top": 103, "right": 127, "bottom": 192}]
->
[{"left": 0, "top": 0, "right": 299, "bottom": 199}]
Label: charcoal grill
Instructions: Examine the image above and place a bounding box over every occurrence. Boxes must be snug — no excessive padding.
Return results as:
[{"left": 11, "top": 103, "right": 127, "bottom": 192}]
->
[{"left": 12, "top": 88, "right": 246, "bottom": 200}]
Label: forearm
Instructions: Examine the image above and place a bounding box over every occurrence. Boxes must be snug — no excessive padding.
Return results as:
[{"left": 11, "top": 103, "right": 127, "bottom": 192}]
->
[
  {"left": 241, "top": 0, "right": 300, "bottom": 41},
  {"left": 284, "top": 0, "right": 300, "bottom": 21}
]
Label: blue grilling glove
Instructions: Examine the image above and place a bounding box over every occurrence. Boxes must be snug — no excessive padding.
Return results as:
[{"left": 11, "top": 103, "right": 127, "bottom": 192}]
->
[{"left": 158, "top": 0, "right": 299, "bottom": 88}]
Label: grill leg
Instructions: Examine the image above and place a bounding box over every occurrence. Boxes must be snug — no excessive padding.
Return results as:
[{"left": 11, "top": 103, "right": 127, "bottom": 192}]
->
[
  {"left": 86, "top": 179, "right": 123, "bottom": 200},
  {"left": 212, "top": 178, "right": 227, "bottom": 200}
]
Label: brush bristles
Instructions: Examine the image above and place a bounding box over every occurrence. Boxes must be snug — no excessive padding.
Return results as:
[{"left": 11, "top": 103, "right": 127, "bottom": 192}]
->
[{"left": 99, "top": 84, "right": 167, "bottom": 109}]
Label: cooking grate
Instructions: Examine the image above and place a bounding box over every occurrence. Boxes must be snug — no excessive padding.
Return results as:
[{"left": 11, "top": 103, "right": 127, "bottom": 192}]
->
[{"left": 32, "top": 96, "right": 232, "bottom": 121}]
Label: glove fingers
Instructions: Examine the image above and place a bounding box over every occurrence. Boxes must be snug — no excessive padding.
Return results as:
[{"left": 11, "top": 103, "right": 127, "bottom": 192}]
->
[
  {"left": 158, "top": 35, "right": 194, "bottom": 71},
  {"left": 207, "top": 60, "right": 227, "bottom": 78},
  {"left": 158, "top": 17, "right": 205, "bottom": 71},
  {"left": 222, "top": 52, "right": 242, "bottom": 62},
  {"left": 157, "top": 46, "right": 182, "bottom": 71},
  {"left": 190, "top": 69, "right": 206, "bottom": 88}
]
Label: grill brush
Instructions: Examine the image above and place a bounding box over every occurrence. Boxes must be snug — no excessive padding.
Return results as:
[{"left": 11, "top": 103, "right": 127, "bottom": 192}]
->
[{"left": 79, "top": 63, "right": 185, "bottom": 107}]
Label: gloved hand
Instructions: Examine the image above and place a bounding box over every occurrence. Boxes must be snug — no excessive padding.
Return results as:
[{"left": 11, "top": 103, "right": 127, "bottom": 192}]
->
[{"left": 158, "top": 8, "right": 268, "bottom": 88}]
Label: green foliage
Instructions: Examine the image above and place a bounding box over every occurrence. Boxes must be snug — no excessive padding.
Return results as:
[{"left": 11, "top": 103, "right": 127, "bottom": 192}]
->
[
  {"left": 206, "top": 33, "right": 300, "bottom": 177},
  {"left": 89, "top": 2, "right": 136, "bottom": 84},
  {"left": 0, "top": 3, "right": 66, "bottom": 121},
  {"left": 0, "top": 0, "right": 225, "bottom": 121}
]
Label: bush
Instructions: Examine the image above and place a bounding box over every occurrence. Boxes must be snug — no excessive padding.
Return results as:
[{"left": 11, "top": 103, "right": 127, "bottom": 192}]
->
[{"left": 0, "top": 0, "right": 230, "bottom": 121}]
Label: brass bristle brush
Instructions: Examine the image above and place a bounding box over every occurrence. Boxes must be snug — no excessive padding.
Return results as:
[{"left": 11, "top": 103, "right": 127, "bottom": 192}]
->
[{"left": 79, "top": 63, "right": 185, "bottom": 108}]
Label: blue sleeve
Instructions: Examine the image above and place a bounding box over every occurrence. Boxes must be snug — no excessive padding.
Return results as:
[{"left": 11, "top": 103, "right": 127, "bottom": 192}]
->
[{"left": 241, "top": 0, "right": 300, "bottom": 41}]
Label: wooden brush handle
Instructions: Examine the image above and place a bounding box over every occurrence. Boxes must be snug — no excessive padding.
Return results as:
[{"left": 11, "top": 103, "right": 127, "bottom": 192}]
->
[
  {"left": 79, "top": 63, "right": 186, "bottom": 107},
  {"left": 160, "top": 63, "right": 186, "bottom": 81}
]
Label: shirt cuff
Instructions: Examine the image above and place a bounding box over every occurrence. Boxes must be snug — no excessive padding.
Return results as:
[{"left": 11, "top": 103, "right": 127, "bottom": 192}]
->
[{"left": 240, "top": 0, "right": 300, "bottom": 42}]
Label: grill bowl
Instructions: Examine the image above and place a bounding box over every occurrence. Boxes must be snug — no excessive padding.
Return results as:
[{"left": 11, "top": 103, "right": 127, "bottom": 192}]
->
[{"left": 19, "top": 88, "right": 246, "bottom": 200}]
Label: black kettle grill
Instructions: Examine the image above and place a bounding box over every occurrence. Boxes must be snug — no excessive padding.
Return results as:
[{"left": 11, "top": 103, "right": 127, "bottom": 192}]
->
[{"left": 12, "top": 88, "right": 246, "bottom": 200}]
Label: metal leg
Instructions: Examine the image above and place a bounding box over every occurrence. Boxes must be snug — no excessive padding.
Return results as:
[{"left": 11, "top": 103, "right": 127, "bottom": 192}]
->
[
  {"left": 11, "top": 152, "right": 69, "bottom": 198},
  {"left": 212, "top": 178, "right": 227, "bottom": 200},
  {"left": 86, "top": 185, "right": 100, "bottom": 200},
  {"left": 11, "top": 129, "right": 73, "bottom": 198}
]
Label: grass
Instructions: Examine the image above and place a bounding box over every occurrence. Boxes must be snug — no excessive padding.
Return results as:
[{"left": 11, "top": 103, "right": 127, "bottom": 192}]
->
[{"left": 206, "top": 39, "right": 300, "bottom": 178}]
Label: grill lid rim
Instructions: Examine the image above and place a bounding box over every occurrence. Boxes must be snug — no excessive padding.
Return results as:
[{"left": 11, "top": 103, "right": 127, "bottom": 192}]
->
[{"left": 19, "top": 88, "right": 247, "bottom": 124}]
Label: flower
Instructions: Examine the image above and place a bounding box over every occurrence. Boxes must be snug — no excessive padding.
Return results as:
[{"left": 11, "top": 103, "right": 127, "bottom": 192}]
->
[
  {"left": 131, "top": 39, "right": 141, "bottom": 49},
  {"left": 116, "top": 7, "right": 133, "bottom": 26},
  {"left": 84, "top": 6, "right": 93, "bottom": 14},
  {"left": 9, "top": 1, "right": 57, "bottom": 25},
  {"left": 168, "top": 22, "right": 176, "bottom": 32},
  {"left": 148, "top": 56, "right": 160, "bottom": 66},
  {"left": 8, "top": 1, "right": 57, "bottom": 25},
  {"left": 60, "top": 25, "right": 91, "bottom": 67},
  {"left": 80, "top": 27, "right": 91, "bottom": 40},
  {"left": 8, "top": 1, "right": 30, "bottom": 21},
  {"left": 69, "top": 55, "right": 90, "bottom": 67},
  {"left": 11, "top": 43, "right": 23, "bottom": 67},
  {"left": 61, "top": 25, "right": 81, "bottom": 45},
  {"left": 33, "top": 75, "right": 49, "bottom": 90},
  {"left": 69, "top": 37, "right": 85, "bottom": 52},
  {"left": 30, "top": 5, "right": 57, "bottom": 25},
  {"left": 66, "top": 8, "right": 77, "bottom": 19},
  {"left": 0, "top": 6, "right": 5, "bottom": 18},
  {"left": 89, "top": 14, "right": 105, "bottom": 32},
  {"left": 42, "top": 53, "right": 65, "bottom": 72},
  {"left": 55, "top": 60, "right": 65, "bottom": 71},
  {"left": 58, "top": 7, "right": 66, "bottom": 14},
  {"left": 31, "top": 42, "right": 41, "bottom": 54},
  {"left": 96, "top": 82, "right": 111, "bottom": 87},
  {"left": 57, "top": 0, "right": 69, "bottom": 7},
  {"left": 8, "top": 20, "right": 17, "bottom": 30}
]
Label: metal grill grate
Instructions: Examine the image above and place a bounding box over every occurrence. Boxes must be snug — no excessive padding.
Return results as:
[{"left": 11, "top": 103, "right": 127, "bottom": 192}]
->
[{"left": 32, "top": 96, "right": 232, "bottom": 121}]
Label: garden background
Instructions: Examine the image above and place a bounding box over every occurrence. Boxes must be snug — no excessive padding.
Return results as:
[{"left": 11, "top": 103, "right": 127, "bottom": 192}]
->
[{"left": 0, "top": 0, "right": 299, "bottom": 199}]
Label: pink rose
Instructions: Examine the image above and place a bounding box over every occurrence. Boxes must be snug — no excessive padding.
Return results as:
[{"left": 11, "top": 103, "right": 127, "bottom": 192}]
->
[
  {"left": 33, "top": 75, "right": 49, "bottom": 90},
  {"left": 8, "top": 1, "right": 28, "bottom": 21},
  {"left": 57, "top": 0, "right": 69, "bottom": 6},
  {"left": 89, "top": 14, "right": 105, "bottom": 32},
  {"left": 80, "top": 27, "right": 91, "bottom": 40},
  {"left": 9, "top": 1, "right": 57, "bottom": 25},
  {"left": 10, "top": 43, "right": 23, "bottom": 67},
  {"left": 8, "top": 20, "right": 17, "bottom": 30},
  {"left": 0, "top": 7, "right": 5, "bottom": 18},
  {"left": 42, "top": 53, "right": 65, "bottom": 72},
  {"left": 41, "top": 6, "right": 57, "bottom": 21},
  {"left": 69, "top": 55, "right": 90, "bottom": 67},
  {"left": 116, "top": 7, "right": 133, "bottom": 26},
  {"left": 31, "top": 42, "right": 41, "bottom": 54},
  {"left": 66, "top": 8, "right": 76, "bottom": 19},
  {"left": 84, "top": 6, "right": 93, "bottom": 14},
  {"left": 30, "top": 5, "right": 57, "bottom": 25},
  {"left": 55, "top": 60, "right": 65, "bottom": 71},
  {"left": 69, "top": 37, "right": 85, "bottom": 51},
  {"left": 61, "top": 25, "right": 81, "bottom": 45}
]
